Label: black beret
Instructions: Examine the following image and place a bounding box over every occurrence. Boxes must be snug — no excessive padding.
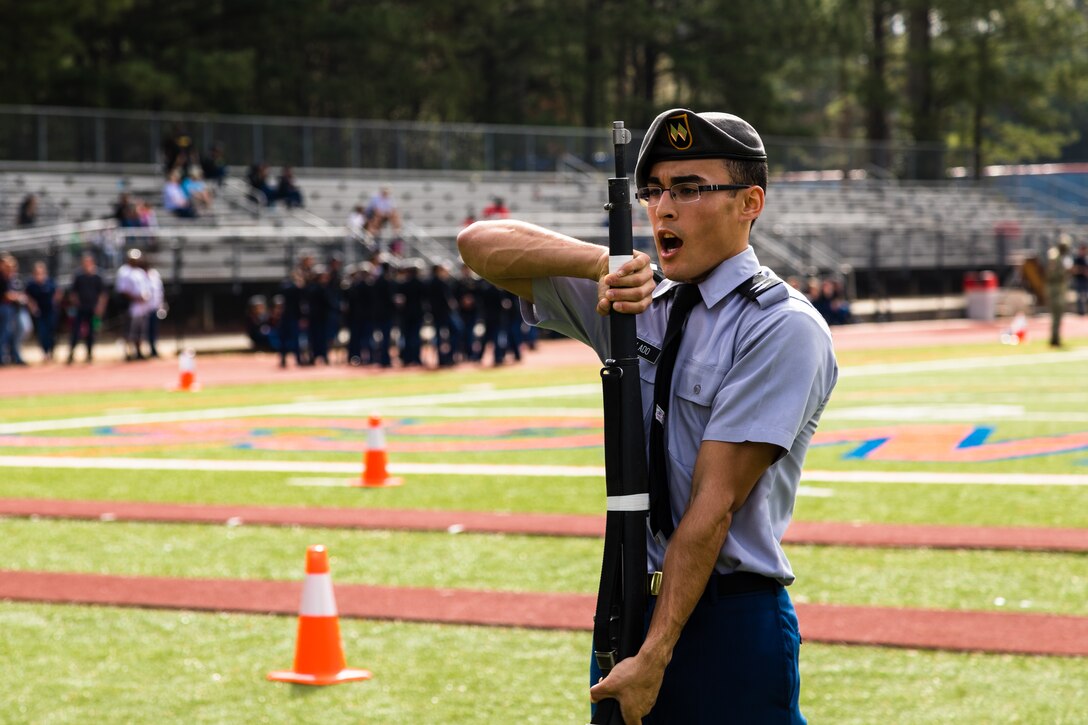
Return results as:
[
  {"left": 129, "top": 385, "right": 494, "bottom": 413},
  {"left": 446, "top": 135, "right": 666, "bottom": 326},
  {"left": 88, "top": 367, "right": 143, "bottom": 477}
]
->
[{"left": 634, "top": 108, "right": 767, "bottom": 188}]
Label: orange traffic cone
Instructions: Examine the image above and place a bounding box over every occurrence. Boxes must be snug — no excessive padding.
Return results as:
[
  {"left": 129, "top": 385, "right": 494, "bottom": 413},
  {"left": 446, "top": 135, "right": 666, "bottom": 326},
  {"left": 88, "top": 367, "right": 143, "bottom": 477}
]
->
[
  {"left": 359, "top": 415, "right": 403, "bottom": 487},
  {"left": 267, "top": 545, "right": 372, "bottom": 686},
  {"left": 174, "top": 348, "right": 200, "bottom": 391}
]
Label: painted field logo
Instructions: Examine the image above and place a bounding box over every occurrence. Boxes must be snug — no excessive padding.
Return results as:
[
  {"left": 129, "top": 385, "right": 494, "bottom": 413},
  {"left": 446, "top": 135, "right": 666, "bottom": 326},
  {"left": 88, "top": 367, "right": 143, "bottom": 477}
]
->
[
  {"left": 0, "top": 417, "right": 605, "bottom": 455},
  {"left": 815, "top": 424, "right": 1088, "bottom": 462}
]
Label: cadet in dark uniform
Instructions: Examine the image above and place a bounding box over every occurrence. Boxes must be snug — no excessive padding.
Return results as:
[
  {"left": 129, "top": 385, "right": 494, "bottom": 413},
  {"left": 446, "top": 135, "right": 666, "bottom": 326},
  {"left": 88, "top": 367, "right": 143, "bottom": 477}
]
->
[
  {"left": 459, "top": 108, "right": 837, "bottom": 724},
  {"left": 397, "top": 261, "right": 425, "bottom": 367},
  {"left": 455, "top": 264, "right": 482, "bottom": 361},
  {"left": 426, "top": 263, "right": 458, "bottom": 367}
]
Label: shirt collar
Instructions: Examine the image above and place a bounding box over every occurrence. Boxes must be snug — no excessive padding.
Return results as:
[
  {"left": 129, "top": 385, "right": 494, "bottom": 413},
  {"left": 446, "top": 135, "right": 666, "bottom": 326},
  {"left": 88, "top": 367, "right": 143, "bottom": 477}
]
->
[{"left": 652, "top": 246, "right": 762, "bottom": 308}]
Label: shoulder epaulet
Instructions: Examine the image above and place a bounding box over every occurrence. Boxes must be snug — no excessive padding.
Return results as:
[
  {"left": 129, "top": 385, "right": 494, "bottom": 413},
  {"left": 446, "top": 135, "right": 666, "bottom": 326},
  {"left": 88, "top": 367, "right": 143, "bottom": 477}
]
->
[{"left": 734, "top": 273, "right": 787, "bottom": 309}]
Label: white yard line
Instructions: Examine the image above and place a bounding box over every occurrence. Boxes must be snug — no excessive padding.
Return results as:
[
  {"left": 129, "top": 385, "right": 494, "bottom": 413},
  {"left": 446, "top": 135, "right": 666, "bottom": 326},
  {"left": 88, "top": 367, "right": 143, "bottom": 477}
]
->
[
  {"left": 840, "top": 347, "right": 1088, "bottom": 379},
  {"left": 0, "top": 384, "right": 601, "bottom": 434},
  {"left": 0, "top": 455, "right": 1086, "bottom": 486}
]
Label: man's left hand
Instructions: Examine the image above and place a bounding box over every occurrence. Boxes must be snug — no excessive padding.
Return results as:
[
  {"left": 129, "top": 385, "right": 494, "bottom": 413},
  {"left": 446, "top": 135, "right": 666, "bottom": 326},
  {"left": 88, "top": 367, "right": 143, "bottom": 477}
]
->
[{"left": 589, "top": 650, "right": 666, "bottom": 725}]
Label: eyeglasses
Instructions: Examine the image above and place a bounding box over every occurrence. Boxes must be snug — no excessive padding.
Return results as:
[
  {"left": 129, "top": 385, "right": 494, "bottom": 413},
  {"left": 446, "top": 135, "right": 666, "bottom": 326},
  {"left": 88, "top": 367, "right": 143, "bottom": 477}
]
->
[{"left": 635, "top": 182, "right": 751, "bottom": 207}]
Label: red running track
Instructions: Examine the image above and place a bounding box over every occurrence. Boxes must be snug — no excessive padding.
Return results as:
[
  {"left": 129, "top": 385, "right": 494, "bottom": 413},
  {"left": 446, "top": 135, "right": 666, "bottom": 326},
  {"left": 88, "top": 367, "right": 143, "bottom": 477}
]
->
[
  {"left": 1, "top": 498, "right": 1086, "bottom": 552},
  {"left": 1, "top": 570, "right": 1086, "bottom": 657}
]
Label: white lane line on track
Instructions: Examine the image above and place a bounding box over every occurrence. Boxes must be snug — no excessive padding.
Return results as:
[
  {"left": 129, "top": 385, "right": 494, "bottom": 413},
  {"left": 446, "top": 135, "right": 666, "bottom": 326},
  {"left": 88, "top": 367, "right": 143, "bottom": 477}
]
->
[
  {"left": 0, "top": 383, "right": 602, "bottom": 435},
  {"left": 840, "top": 348, "right": 1088, "bottom": 379},
  {"left": 0, "top": 456, "right": 1086, "bottom": 486}
]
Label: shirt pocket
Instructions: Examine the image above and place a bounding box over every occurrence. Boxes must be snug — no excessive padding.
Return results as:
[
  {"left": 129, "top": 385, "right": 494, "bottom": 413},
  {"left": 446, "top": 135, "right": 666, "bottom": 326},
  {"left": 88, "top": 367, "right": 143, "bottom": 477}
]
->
[
  {"left": 674, "top": 359, "right": 725, "bottom": 408},
  {"left": 669, "top": 360, "right": 727, "bottom": 468}
]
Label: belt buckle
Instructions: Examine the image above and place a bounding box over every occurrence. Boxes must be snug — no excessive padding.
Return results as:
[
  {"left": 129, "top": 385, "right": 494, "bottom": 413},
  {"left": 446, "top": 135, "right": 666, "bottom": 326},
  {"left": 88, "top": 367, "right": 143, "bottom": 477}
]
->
[{"left": 648, "top": 571, "right": 663, "bottom": 596}]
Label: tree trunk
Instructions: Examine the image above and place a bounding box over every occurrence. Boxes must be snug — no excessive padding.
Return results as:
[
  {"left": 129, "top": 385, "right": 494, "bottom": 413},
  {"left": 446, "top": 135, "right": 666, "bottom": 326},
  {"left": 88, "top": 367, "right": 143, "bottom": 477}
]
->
[
  {"left": 865, "top": 0, "right": 891, "bottom": 173},
  {"left": 907, "top": 3, "right": 943, "bottom": 179}
]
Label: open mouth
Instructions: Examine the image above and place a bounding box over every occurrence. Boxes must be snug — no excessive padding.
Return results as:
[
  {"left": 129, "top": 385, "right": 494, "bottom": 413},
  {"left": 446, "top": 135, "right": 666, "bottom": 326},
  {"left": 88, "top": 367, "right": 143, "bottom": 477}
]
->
[{"left": 659, "top": 231, "right": 684, "bottom": 254}]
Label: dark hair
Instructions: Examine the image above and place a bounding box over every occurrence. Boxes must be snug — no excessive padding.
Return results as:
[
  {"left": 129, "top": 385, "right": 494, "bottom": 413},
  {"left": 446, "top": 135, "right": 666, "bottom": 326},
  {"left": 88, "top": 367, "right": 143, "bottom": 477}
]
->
[
  {"left": 723, "top": 158, "right": 767, "bottom": 231},
  {"left": 723, "top": 158, "right": 767, "bottom": 192}
]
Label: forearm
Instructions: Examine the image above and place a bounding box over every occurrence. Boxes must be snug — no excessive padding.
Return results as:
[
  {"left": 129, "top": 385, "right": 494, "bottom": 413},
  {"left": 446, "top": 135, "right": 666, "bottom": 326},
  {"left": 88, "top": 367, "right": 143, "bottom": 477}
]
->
[
  {"left": 456, "top": 220, "right": 605, "bottom": 298},
  {"left": 640, "top": 508, "right": 732, "bottom": 669}
]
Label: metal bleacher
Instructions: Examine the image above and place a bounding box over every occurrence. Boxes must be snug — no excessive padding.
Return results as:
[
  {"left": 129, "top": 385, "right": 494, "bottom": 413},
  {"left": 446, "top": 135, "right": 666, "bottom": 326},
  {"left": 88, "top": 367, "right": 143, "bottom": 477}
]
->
[{"left": 2, "top": 164, "right": 1084, "bottom": 299}]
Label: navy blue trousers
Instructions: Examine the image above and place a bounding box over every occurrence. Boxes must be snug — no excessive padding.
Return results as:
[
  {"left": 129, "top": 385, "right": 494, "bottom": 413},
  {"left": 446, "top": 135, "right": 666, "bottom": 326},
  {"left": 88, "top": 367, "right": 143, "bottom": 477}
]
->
[{"left": 591, "top": 582, "right": 806, "bottom": 724}]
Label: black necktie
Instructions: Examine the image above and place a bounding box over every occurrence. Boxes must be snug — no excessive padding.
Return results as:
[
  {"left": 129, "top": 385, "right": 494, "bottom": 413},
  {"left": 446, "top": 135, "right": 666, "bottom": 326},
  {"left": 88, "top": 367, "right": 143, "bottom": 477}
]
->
[{"left": 648, "top": 283, "right": 702, "bottom": 543}]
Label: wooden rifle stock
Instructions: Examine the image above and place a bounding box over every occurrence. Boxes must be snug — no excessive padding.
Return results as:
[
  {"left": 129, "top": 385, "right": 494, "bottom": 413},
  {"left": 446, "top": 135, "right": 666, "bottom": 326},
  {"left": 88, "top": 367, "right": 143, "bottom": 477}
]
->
[{"left": 590, "top": 121, "right": 649, "bottom": 725}]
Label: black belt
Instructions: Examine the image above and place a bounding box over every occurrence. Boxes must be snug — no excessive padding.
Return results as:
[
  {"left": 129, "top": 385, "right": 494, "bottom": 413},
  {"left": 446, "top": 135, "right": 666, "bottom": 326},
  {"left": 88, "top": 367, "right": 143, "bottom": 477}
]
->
[{"left": 648, "top": 571, "right": 780, "bottom": 598}]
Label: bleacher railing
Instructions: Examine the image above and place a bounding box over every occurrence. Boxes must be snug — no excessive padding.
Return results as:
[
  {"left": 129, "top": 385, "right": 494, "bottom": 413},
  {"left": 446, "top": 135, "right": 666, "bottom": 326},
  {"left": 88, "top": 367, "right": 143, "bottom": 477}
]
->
[{"left": 0, "top": 104, "right": 957, "bottom": 178}]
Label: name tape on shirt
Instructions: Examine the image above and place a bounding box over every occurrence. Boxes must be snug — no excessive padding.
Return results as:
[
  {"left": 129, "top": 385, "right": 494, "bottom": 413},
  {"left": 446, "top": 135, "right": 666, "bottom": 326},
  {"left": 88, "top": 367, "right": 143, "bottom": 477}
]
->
[{"left": 636, "top": 338, "right": 662, "bottom": 364}]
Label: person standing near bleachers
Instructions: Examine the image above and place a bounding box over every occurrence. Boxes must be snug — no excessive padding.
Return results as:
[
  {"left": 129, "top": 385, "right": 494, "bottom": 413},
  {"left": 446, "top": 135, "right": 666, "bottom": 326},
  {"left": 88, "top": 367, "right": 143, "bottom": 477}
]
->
[
  {"left": 24, "top": 261, "right": 59, "bottom": 362},
  {"left": 344, "top": 264, "right": 373, "bottom": 365},
  {"left": 1046, "top": 234, "right": 1074, "bottom": 347},
  {"left": 1072, "top": 243, "right": 1088, "bottom": 317},
  {"left": 142, "top": 256, "right": 166, "bottom": 359},
  {"left": 0, "top": 254, "right": 28, "bottom": 366},
  {"left": 426, "top": 263, "right": 459, "bottom": 367},
  {"left": 277, "top": 268, "right": 306, "bottom": 368},
  {"left": 454, "top": 263, "right": 481, "bottom": 361},
  {"left": 396, "top": 261, "right": 425, "bottom": 367},
  {"left": 304, "top": 265, "right": 332, "bottom": 365},
  {"left": 371, "top": 261, "right": 396, "bottom": 368},
  {"left": 116, "top": 249, "right": 152, "bottom": 361},
  {"left": 66, "top": 253, "right": 107, "bottom": 364}
]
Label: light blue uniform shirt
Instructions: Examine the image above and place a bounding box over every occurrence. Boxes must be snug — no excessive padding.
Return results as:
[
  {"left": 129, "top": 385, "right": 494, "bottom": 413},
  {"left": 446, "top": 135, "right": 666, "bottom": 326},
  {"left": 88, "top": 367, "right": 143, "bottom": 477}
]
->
[{"left": 524, "top": 246, "right": 838, "bottom": 584}]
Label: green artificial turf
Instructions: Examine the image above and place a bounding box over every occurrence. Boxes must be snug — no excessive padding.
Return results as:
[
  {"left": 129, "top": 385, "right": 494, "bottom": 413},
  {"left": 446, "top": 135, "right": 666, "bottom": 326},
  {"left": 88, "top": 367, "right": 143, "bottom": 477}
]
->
[
  {"left": 2, "top": 340, "right": 1088, "bottom": 723},
  {"left": 1, "top": 603, "right": 1084, "bottom": 725},
  {"left": 2, "top": 518, "right": 1085, "bottom": 616}
]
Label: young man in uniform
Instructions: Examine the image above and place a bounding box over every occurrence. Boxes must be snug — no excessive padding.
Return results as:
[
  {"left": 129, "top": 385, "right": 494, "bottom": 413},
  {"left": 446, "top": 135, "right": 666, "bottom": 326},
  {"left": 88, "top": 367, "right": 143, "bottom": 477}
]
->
[{"left": 458, "top": 108, "right": 837, "bottom": 724}]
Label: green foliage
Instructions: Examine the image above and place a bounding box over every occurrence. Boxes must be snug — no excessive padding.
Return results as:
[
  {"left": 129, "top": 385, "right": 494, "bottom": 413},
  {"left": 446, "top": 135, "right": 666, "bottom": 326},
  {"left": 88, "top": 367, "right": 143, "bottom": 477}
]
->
[{"left": 2, "top": 0, "right": 1084, "bottom": 165}]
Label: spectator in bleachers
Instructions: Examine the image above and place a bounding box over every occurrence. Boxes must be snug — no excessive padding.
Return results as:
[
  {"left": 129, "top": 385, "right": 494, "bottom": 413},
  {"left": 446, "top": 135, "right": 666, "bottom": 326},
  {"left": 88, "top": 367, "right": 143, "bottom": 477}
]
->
[
  {"left": 17, "top": 194, "right": 39, "bottom": 227},
  {"left": 136, "top": 198, "right": 158, "bottom": 228},
  {"left": 182, "top": 166, "right": 214, "bottom": 214},
  {"left": 807, "top": 277, "right": 852, "bottom": 326},
  {"left": 24, "top": 261, "right": 59, "bottom": 362},
  {"left": 481, "top": 196, "right": 510, "bottom": 220},
  {"left": 1072, "top": 243, "right": 1088, "bottom": 317},
  {"left": 112, "top": 192, "right": 141, "bottom": 227},
  {"left": 364, "top": 187, "right": 403, "bottom": 237},
  {"left": 247, "top": 163, "right": 276, "bottom": 207},
  {"left": 201, "top": 143, "right": 228, "bottom": 187},
  {"left": 161, "top": 124, "right": 194, "bottom": 174},
  {"left": 163, "top": 170, "right": 197, "bottom": 219},
  {"left": 347, "top": 204, "right": 367, "bottom": 238},
  {"left": 277, "top": 166, "right": 305, "bottom": 208},
  {"left": 461, "top": 207, "right": 478, "bottom": 228},
  {"left": 65, "top": 253, "right": 107, "bottom": 364},
  {"left": 0, "top": 253, "right": 28, "bottom": 366}
]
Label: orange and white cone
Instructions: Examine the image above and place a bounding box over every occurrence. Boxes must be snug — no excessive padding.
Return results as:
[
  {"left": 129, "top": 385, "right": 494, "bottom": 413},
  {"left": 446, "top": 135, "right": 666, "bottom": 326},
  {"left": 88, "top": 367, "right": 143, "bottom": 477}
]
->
[
  {"left": 174, "top": 348, "right": 200, "bottom": 391},
  {"left": 267, "top": 545, "right": 372, "bottom": 686},
  {"left": 358, "top": 415, "right": 403, "bottom": 487}
]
